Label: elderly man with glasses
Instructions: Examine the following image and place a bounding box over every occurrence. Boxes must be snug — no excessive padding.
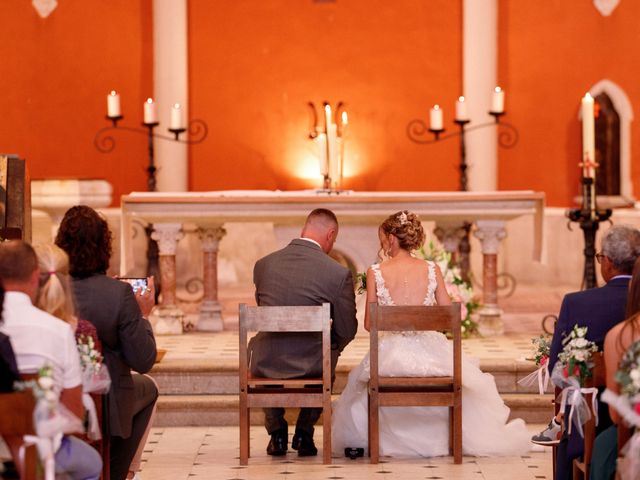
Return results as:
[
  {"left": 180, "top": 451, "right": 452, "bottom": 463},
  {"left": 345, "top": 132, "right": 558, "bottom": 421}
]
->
[{"left": 532, "top": 224, "right": 640, "bottom": 480}]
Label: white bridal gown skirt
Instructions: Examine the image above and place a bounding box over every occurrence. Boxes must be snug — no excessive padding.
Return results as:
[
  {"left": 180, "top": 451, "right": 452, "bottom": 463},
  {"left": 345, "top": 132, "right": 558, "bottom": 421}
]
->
[{"left": 331, "top": 331, "right": 531, "bottom": 457}]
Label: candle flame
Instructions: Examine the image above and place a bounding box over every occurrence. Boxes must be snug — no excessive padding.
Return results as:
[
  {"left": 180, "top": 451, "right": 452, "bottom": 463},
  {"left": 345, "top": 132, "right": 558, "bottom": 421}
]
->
[
  {"left": 341, "top": 112, "right": 348, "bottom": 125},
  {"left": 584, "top": 93, "right": 593, "bottom": 100},
  {"left": 173, "top": 103, "right": 181, "bottom": 109},
  {"left": 433, "top": 104, "right": 440, "bottom": 110},
  {"left": 324, "top": 104, "right": 332, "bottom": 115},
  {"left": 146, "top": 98, "right": 154, "bottom": 104},
  {"left": 110, "top": 90, "right": 117, "bottom": 96},
  {"left": 495, "top": 86, "right": 502, "bottom": 93},
  {"left": 458, "top": 96, "right": 465, "bottom": 102}
]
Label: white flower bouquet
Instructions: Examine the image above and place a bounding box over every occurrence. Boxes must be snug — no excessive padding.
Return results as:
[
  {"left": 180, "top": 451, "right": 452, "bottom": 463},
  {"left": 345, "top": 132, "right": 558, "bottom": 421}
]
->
[
  {"left": 76, "top": 334, "right": 111, "bottom": 394},
  {"left": 416, "top": 241, "right": 480, "bottom": 338},
  {"left": 551, "top": 325, "right": 599, "bottom": 437}
]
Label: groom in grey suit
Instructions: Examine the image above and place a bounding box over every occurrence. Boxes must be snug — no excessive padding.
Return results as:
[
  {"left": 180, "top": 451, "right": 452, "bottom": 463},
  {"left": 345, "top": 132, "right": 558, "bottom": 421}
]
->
[{"left": 249, "top": 208, "right": 358, "bottom": 456}]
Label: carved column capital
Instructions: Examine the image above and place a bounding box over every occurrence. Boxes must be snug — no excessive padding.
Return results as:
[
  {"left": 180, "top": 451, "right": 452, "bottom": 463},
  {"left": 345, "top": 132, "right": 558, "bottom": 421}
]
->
[
  {"left": 473, "top": 220, "right": 507, "bottom": 254},
  {"left": 151, "top": 223, "right": 184, "bottom": 255},
  {"left": 197, "top": 225, "right": 227, "bottom": 253},
  {"left": 433, "top": 221, "right": 468, "bottom": 253}
]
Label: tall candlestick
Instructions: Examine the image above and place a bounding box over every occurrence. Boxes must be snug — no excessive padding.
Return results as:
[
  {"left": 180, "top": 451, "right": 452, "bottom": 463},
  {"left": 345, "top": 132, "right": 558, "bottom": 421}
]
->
[
  {"left": 170, "top": 103, "right": 184, "bottom": 130},
  {"left": 455, "top": 96, "right": 468, "bottom": 121},
  {"left": 491, "top": 87, "right": 504, "bottom": 113},
  {"left": 144, "top": 98, "right": 158, "bottom": 124},
  {"left": 430, "top": 105, "right": 443, "bottom": 130},
  {"left": 323, "top": 104, "right": 332, "bottom": 182},
  {"left": 581, "top": 93, "right": 596, "bottom": 179},
  {"left": 107, "top": 90, "right": 121, "bottom": 118}
]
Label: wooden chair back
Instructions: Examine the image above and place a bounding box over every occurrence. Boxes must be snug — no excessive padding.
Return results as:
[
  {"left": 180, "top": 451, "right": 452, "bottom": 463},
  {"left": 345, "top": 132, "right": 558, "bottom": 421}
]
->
[
  {"left": 239, "top": 303, "right": 332, "bottom": 465},
  {"left": 367, "top": 302, "right": 462, "bottom": 464},
  {"left": 572, "top": 351, "right": 605, "bottom": 480},
  {"left": 0, "top": 388, "right": 39, "bottom": 479}
]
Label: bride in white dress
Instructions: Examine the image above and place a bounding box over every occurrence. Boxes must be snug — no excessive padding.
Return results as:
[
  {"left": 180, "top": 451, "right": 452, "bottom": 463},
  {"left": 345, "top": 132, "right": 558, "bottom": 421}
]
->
[{"left": 332, "top": 210, "right": 530, "bottom": 458}]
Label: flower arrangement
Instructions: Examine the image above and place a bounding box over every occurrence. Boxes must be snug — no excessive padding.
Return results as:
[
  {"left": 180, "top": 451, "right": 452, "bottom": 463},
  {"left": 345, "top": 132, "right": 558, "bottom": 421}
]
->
[
  {"left": 615, "top": 339, "right": 640, "bottom": 415},
  {"left": 416, "top": 241, "right": 480, "bottom": 337},
  {"left": 517, "top": 334, "right": 552, "bottom": 394},
  {"left": 532, "top": 334, "right": 552, "bottom": 367},
  {"left": 556, "top": 325, "right": 598, "bottom": 386},
  {"left": 77, "top": 334, "right": 103, "bottom": 375},
  {"left": 14, "top": 365, "right": 58, "bottom": 410},
  {"left": 76, "top": 334, "right": 111, "bottom": 395}
]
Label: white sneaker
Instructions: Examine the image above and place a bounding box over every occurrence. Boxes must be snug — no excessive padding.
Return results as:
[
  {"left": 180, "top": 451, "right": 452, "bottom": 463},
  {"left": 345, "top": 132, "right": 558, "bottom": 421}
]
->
[{"left": 531, "top": 419, "right": 561, "bottom": 445}]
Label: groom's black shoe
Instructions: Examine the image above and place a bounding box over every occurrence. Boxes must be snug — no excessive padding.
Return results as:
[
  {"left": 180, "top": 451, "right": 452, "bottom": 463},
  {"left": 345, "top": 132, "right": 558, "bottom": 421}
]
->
[
  {"left": 291, "top": 430, "right": 318, "bottom": 456},
  {"left": 267, "top": 429, "right": 288, "bottom": 456}
]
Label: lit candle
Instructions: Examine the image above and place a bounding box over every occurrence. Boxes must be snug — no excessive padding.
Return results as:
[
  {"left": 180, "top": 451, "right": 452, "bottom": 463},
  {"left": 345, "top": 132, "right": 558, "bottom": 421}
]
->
[
  {"left": 143, "top": 98, "right": 158, "bottom": 124},
  {"left": 581, "top": 93, "right": 595, "bottom": 178},
  {"left": 107, "top": 90, "right": 121, "bottom": 118},
  {"left": 328, "top": 123, "right": 339, "bottom": 187},
  {"left": 491, "top": 87, "right": 504, "bottom": 113},
  {"left": 323, "top": 104, "right": 332, "bottom": 177},
  {"left": 455, "top": 96, "right": 468, "bottom": 121},
  {"left": 430, "top": 105, "right": 443, "bottom": 130},
  {"left": 170, "top": 103, "right": 184, "bottom": 130}
]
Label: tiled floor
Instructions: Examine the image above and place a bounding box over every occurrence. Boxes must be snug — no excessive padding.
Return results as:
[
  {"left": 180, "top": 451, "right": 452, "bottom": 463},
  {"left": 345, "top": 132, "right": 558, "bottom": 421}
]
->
[{"left": 138, "top": 426, "right": 553, "bottom": 480}]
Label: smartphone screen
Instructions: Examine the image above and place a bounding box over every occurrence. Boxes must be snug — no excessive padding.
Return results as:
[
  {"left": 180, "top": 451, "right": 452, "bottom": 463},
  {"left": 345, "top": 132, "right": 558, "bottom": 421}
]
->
[{"left": 119, "top": 277, "right": 148, "bottom": 295}]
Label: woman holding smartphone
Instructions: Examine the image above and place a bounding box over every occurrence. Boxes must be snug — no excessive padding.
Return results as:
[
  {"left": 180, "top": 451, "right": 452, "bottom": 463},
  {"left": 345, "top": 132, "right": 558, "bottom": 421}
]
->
[{"left": 56, "top": 205, "right": 158, "bottom": 480}]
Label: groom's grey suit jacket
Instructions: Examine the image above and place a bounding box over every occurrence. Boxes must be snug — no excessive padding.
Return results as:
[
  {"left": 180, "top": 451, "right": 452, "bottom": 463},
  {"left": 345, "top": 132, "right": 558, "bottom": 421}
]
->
[{"left": 249, "top": 238, "right": 358, "bottom": 379}]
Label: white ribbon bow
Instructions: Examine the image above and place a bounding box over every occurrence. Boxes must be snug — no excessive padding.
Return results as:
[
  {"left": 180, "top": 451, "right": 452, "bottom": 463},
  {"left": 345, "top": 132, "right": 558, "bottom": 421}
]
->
[
  {"left": 517, "top": 363, "right": 550, "bottom": 395},
  {"left": 559, "top": 386, "right": 599, "bottom": 437}
]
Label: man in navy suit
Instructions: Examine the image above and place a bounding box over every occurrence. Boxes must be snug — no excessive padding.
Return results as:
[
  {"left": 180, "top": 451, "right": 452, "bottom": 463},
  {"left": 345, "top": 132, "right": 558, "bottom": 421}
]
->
[{"left": 545, "top": 225, "right": 640, "bottom": 480}]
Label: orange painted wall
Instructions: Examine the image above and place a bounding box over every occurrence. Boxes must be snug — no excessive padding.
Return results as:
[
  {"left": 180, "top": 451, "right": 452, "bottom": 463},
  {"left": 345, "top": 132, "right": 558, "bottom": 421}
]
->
[
  {"left": 189, "top": 0, "right": 463, "bottom": 192},
  {"left": 498, "top": 1, "right": 640, "bottom": 206},
  {"left": 0, "top": 0, "right": 153, "bottom": 205},
  {"left": 7, "top": 2, "right": 638, "bottom": 208}
]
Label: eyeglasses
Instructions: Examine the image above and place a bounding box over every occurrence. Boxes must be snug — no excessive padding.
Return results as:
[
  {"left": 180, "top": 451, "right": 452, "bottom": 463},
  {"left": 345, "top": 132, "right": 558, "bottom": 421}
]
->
[{"left": 595, "top": 252, "right": 606, "bottom": 264}]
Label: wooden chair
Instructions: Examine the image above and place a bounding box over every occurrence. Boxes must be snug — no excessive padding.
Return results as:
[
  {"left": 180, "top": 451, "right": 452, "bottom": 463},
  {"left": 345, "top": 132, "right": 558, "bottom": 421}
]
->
[
  {"left": 239, "top": 303, "right": 332, "bottom": 465},
  {"left": 80, "top": 392, "right": 111, "bottom": 480},
  {"left": 0, "top": 390, "right": 40, "bottom": 479},
  {"left": 367, "top": 302, "right": 462, "bottom": 464},
  {"left": 572, "top": 351, "right": 605, "bottom": 480}
]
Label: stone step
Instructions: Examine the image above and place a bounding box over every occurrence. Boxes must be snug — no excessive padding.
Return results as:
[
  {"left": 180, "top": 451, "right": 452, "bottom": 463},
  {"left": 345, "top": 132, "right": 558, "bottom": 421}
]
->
[
  {"left": 150, "top": 359, "right": 543, "bottom": 396},
  {"left": 154, "top": 393, "right": 554, "bottom": 427}
]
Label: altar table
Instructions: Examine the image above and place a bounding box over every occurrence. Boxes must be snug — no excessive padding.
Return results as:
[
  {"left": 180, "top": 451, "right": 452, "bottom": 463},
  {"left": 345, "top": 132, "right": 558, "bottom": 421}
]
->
[{"left": 120, "top": 190, "right": 544, "bottom": 334}]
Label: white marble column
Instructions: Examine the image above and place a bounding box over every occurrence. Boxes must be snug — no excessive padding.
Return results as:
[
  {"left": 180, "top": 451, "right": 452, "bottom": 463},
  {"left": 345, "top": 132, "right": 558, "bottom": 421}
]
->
[
  {"left": 197, "top": 225, "right": 227, "bottom": 331},
  {"left": 153, "top": 0, "right": 188, "bottom": 192},
  {"left": 463, "top": 0, "right": 498, "bottom": 191},
  {"left": 150, "top": 223, "right": 185, "bottom": 334},
  {"left": 473, "top": 220, "right": 507, "bottom": 336}
]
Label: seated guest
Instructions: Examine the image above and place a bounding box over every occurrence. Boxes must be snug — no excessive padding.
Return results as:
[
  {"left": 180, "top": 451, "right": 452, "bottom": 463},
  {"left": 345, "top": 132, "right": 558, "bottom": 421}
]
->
[
  {"left": 0, "top": 284, "right": 20, "bottom": 392},
  {"left": 542, "top": 225, "right": 640, "bottom": 480},
  {"left": 591, "top": 257, "right": 640, "bottom": 479},
  {"left": 55, "top": 205, "right": 157, "bottom": 480},
  {"left": 0, "top": 240, "right": 102, "bottom": 480},
  {"left": 34, "top": 243, "right": 101, "bottom": 351}
]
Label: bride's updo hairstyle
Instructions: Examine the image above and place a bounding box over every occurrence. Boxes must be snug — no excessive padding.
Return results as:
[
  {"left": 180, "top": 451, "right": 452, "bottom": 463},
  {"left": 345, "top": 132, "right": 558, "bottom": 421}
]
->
[{"left": 380, "top": 210, "right": 426, "bottom": 252}]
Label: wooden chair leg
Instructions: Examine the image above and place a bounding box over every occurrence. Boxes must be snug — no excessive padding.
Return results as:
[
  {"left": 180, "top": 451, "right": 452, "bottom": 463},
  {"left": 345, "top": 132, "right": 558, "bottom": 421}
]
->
[
  {"left": 322, "top": 397, "right": 332, "bottom": 464},
  {"left": 453, "top": 404, "right": 462, "bottom": 464},
  {"left": 368, "top": 391, "right": 379, "bottom": 464},
  {"left": 239, "top": 397, "right": 249, "bottom": 465}
]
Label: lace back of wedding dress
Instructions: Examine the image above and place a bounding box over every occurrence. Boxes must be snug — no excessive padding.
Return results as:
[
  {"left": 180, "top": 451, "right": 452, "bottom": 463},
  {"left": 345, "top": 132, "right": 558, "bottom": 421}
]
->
[{"left": 371, "top": 261, "right": 436, "bottom": 306}]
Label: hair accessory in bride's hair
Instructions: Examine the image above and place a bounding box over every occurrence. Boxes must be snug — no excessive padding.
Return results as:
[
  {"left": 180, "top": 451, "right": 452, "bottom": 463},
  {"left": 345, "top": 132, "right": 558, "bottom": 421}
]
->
[{"left": 398, "top": 211, "right": 408, "bottom": 225}]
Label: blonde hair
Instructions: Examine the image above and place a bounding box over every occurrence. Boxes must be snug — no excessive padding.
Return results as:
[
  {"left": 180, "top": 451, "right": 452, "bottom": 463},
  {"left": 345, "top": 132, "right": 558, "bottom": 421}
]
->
[
  {"left": 380, "top": 210, "right": 426, "bottom": 252},
  {"left": 34, "top": 243, "right": 77, "bottom": 329}
]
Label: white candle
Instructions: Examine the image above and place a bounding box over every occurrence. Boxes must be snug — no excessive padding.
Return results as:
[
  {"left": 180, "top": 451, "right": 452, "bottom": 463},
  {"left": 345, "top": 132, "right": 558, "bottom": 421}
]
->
[
  {"left": 328, "top": 123, "right": 339, "bottom": 187},
  {"left": 455, "top": 96, "right": 468, "bottom": 121},
  {"left": 430, "top": 105, "right": 443, "bottom": 130},
  {"left": 107, "top": 90, "right": 121, "bottom": 118},
  {"left": 581, "top": 93, "right": 595, "bottom": 178},
  {"left": 143, "top": 98, "right": 158, "bottom": 124},
  {"left": 491, "top": 87, "right": 504, "bottom": 113},
  {"left": 170, "top": 103, "right": 184, "bottom": 130}
]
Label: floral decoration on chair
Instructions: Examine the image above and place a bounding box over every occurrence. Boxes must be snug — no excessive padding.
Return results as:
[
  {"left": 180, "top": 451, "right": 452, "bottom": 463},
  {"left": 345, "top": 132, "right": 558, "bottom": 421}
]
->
[
  {"left": 518, "top": 334, "right": 552, "bottom": 394},
  {"left": 551, "top": 325, "right": 599, "bottom": 437}
]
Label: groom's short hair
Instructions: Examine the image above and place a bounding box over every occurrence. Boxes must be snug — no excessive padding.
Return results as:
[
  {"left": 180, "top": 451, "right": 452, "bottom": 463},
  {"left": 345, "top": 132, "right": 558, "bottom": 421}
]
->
[{"left": 305, "top": 208, "right": 338, "bottom": 229}]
